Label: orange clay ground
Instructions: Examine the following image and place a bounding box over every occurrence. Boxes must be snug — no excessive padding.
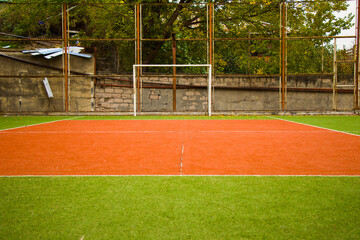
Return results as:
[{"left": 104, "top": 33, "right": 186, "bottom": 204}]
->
[{"left": 0, "top": 120, "right": 360, "bottom": 176}]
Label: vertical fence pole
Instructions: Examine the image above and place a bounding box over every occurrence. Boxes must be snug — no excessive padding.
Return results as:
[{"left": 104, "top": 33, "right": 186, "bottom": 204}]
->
[
  {"left": 208, "top": 65, "right": 212, "bottom": 117},
  {"left": 172, "top": 34, "right": 177, "bottom": 111},
  {"left": 136, "top": 3, "right": 141, "bottom": 113},
  {"left": 321, "top": 40, "right": 324, "bottom": 73},
  {"left": 210, "top": 3, "right": 214, "bottom": 68},
  {"left": 206, "top": 4, "right": 209, "bottom": 65},
  {"left": 355, "top": 0, "right": 360, "bottom": 110},
  {"left": 281, "top": 2, "right": 286, "bottom": 112},
  {"left": 63, "top": 3, "right": 68, "bottom": 112},
  {"left": 133, "top": 65, "right": 137, "bottom": 116},
  {"left": 209, "top": 3, "right": 213, "bottom": 115},
  {"left": 333, "top": 38, "right": 337, "bottom": 110}
]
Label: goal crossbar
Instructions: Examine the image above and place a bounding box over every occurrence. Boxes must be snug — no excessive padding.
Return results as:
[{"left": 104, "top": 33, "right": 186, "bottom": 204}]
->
[{"left": 133, "top": 64, "right": 212, "bottom": 116}]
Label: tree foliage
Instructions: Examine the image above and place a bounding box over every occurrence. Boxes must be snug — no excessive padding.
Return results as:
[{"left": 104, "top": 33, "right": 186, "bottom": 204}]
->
[{"left": 0, "top": 0, "right": 355, "bottom": 74}]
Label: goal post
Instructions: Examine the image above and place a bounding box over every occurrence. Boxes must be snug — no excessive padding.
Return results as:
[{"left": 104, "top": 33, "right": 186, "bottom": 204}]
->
[{"left": 133, "top": 64, "right": 212, "bottom": 116}]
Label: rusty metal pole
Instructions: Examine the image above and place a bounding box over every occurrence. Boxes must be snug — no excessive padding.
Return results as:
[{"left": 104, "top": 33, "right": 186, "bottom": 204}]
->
[
  {"left": 281, "top": 1, "right": 286, "bottom": 111},
  {"left": 355, "top": 0, "right": 360, "bottom": 109},
  {"left": 209, "top": 3, "right": 213, "bottom": 114},
  {"left": 94, "top": 47, "right": 97, "bottom": 86},
  {"left": 333, "top": 38, "right": 337, "bottom": 110},
  {"left": 209, "top": 3, "right": 213, "bottom": 67},
  {"left": 92, "top": 47, "right": 97, "bottom": 112},
  {"left": 63, "top": 3, "right": 68, "bottom": 112},
  {"left": 172, "top": 34, "right": 177, "bottom": 111},
  {"left": 136, "top": 3, "right": 141, "bottom": 113}
]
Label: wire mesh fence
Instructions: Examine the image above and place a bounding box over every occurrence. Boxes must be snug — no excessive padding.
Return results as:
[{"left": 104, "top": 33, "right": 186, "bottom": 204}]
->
[{"left": 0, "top": 0, "right": 358, "bottom": 114}]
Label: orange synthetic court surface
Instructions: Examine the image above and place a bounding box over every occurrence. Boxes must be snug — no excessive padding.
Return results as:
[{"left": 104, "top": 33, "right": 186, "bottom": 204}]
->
[{"left": 1, "top": 120, "right": 360, "bottom": 176}]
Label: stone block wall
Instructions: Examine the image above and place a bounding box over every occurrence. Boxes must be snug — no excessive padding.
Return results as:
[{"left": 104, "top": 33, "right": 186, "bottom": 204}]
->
[
  {"left": 95, "top": 86, "right": 134, "bottom": 112},
  {"left": 94, "top": 74, "right": 355, "bottom": 112},
  {"left": 94, "top": 76, "right": 209, "bottom": 112},
  {"left": 1, "top": 54, "right": 356, "bottom": 114},
  {"left": 94, "top": 77, "right": 134, "bottom": 111}
]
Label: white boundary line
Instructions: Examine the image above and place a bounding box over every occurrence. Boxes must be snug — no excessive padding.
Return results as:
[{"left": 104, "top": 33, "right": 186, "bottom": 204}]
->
[
  {"left": 0, "top": 175, "right": 359, "bottom": 177},
  {"left": 267, "top": 116, "right": 360, "bottom": 137},
  {"left": 0, "top": 116, "right": 83, "bottom": 132},
  {"left": 180, "top": 144, "right": 184, "bottom": 176},
  {"left": 0, "top": 130, "right": 332, "bottom": 134},
  {"left": 0, "top": 130, "right": 180, "bottom": 134}
]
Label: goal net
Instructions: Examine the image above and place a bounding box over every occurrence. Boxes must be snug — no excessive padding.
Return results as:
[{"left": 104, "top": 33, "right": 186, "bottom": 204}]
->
[{"left": 133, "top": 64, "right": 212, "bottom": 116}]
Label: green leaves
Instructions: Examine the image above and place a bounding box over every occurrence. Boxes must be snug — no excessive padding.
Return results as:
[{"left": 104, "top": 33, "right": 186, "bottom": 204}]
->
[{"left": 0, "top": 0, "right": 355, "bottom": 74}]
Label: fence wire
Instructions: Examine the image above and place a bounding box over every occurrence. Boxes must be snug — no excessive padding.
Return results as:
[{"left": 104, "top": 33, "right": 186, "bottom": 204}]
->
[{"left": 0, "top": 1, "right": 358, "bottom": 113}]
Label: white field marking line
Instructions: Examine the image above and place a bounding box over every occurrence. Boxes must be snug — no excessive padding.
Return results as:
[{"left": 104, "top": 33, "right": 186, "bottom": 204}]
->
[
  {"left": 0, "top": 130, "right": 332, "bottom": 134},
  {"left": 0, "top": 175, "right": 359, "bottom": 177},
  {"left": 180, "top": 144, "right": 184, "bottom": 176},
  {"left": 0, "top": 130, "right": 179, "bottom": 134},
  {"left": 201, "top": 130, "right": 326, "bottom": 133},
  {"left": 267, "top": 116, "right": 360, "bottom": 137},
  {"left": 0, "top": 116, "right": 84, "bottom": 132},
  {"left": 80, "top": 236, "right": 85, "bottom": 240}
]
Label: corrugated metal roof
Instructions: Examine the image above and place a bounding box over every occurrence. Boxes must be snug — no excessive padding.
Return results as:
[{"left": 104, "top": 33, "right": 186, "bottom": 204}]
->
[{"left": 22, "top": 47, "right": 92, "bottom": 59}]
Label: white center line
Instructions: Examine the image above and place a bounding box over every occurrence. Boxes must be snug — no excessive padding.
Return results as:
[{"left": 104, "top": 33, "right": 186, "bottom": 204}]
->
[{"left": 180, "top": 144, "right": 184, "bottom": 176}]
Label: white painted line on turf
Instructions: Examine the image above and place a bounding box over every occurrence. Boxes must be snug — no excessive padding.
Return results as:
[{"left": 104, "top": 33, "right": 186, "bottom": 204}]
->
[
  {"left": 0, "top": 174, "right": 359, "bottom": 177},
  {"left": 201, "top": 130, "right": 326, "bottom": 133},
  {"left": 0, "top": 116, "right": 84, "bottom": 132},
  {"left": 80, "top": 236, "right": 85, "bottom": 240},
  {"left": 180, "top": 144, "right": 184, "bottom": 176},
  {"left": 0, "top": 130, "right": 334, "bottom": 134},
  {"left": 267, "top": 116, "right": 360, "bottom": 137},
  {"left": 0, "top": 130, "right": 179, "bottom": 134}
]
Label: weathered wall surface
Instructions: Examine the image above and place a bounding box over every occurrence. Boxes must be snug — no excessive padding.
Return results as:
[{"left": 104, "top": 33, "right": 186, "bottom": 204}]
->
[
  {"left": 1, "top": 54, "right": 355, "bottom": 113},
  {"left": 95, "top": 75, "right": 355, "bottom": 112},
  {"left": 0, "top": 77, "right": 65, "bottom": 112},
  {"left": 94, "top": 76, "right": 210, "bottom": 112},
  {"left": 213, "top": 89, "right": 280, "bottom": 111},
  {"left": 95, "top": 82, "right": 134, "bottom": 112},
  {"left": 0, "top": 51, "right": 94, "bottom": 113},
  {"left": 286, "top": 75, "right": 354, "bottom": 110}
]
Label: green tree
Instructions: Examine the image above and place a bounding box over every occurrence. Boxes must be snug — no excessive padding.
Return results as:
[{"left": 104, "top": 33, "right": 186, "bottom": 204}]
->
[
  {"left": 0, "top": 0, "right": 355, "bottom": 74},
  {"left": 0, "top": 2, "right": 62, "bottom": 38}
]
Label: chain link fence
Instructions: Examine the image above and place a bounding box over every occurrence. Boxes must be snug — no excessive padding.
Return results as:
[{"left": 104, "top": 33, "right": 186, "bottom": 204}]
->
[{"left": 0, "top": 0, "right": 358, "bottom": 114}]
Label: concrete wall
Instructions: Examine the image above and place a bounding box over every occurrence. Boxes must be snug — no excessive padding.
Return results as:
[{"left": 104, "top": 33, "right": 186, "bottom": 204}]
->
[
  {"left": 0, "top": 54, "right": 355, "bottom": 113},
  {"left": 94, "top": 75, "right": 355, "bottom": 112},
  {"left": 94, "top": 76, "right": 209, "bottom": 112},
  {"left": 214, "top": 89, "right": 280, "bottom": 111},
  {"left": 286, "top": 75, "right": 354, "bottom": 111},
  {"left": 0, "top": 51, "right": 94, "bottom": 113}
]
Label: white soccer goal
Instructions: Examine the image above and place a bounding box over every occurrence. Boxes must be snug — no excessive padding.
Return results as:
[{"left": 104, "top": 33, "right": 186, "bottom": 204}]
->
[{"left": 133, "top": 64, "right": 212, "bottom": 116}]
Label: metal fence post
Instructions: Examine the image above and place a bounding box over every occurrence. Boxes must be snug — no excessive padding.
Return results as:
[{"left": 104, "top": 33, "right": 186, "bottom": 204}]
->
[
  {"left": 281, "top": 2, "right": 287, "bottom": 111},
  {"left": 62, "top": 3, "right": 69, "bottom": 112},
  {"left": 355, "top": 0, "right": 360, "bottom": 109}
]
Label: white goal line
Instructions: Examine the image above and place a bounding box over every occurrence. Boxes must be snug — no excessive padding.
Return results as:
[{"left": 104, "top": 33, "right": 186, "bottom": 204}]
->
[{"left": 133, "top": 64, "right": 212, "bottom": 117}]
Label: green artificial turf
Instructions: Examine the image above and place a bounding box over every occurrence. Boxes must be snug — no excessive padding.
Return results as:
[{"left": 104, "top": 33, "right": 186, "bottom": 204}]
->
[
  {"left": 275, "top": 115, "right": 360, "bottom": 135},
  {"left": 0, "top": 177, "right": 359, "bottom": 240},
  {"left": 1, "top": 115, "right": 358, "bottom": 134},
  {"left": 1, "top": 115, "right": 359, "bottom": 239},
  {"left": 0, "top": 116, "right": 75, "bottom": 130}
]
